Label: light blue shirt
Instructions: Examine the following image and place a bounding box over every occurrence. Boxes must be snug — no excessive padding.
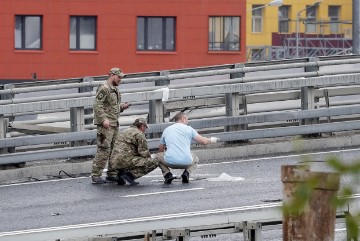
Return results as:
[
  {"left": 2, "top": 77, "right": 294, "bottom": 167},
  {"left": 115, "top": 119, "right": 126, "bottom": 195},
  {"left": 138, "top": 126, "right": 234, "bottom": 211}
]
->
[{"left": 160, "top": 123, "right": 198, "bottom": 165}]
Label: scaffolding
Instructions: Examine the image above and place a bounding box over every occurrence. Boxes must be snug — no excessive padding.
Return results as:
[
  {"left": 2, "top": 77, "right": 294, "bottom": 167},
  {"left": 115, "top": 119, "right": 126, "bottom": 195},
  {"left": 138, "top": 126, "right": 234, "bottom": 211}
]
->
[{"left": 247, "top": 19, "right": 353, "bottom": 62}]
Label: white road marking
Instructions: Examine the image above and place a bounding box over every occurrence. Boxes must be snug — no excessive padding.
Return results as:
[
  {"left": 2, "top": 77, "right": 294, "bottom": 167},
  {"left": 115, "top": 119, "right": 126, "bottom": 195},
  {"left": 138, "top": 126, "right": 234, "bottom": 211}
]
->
[
  {"left": 120, "top": 187, "right": 204, "bottom": 197},
  {"left": 335, "top": 228, "right": 346, "bottom": 232},
  {"left": 0, "top": 176, "right": 88, "bottom": 188},
  {"left": 199, "top": 147, "right": 360, "bottom": 166}
]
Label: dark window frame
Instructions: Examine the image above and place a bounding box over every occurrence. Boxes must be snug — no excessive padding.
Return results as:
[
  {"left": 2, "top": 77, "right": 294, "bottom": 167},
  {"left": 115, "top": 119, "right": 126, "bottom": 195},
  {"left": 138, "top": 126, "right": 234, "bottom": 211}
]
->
[
  {"left": 15, "top": 15, "right": 43, "bottom": 50},
  {"left": 137, "top": 16, "right": 176, "bottom": 51},
  {"left": 328, "top": 5, "right": 340, "bottom": 33},
  {"left": 208, "top": 16, "right": 240, "bottom": 51},
  {"left": 252, "top": 6, "right": 263, "bottom": 33},
  {"left": 305, "top": 5, "right": 318, "bottom": 33},
  {"left": 279, "top": 5, "right": 290, "bottom": 33},
  {"left": 69, "top": 16, "right": 97, "bottom": 51}
]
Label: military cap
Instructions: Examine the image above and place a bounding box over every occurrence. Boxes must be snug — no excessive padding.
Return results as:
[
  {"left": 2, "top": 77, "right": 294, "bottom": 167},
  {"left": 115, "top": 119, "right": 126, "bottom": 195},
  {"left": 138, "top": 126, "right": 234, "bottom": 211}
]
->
[
  {"left": 134, "top": 118, "right": 148, "bottom": 128},
  {"left": 109, "top": 67, "right": 126, "bottom": 78}
]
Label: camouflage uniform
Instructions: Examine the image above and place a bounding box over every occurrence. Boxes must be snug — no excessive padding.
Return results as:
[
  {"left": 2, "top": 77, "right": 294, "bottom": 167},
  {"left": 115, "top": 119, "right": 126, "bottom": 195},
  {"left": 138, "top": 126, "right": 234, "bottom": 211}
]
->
[
  {"left": 91, "top": 82, "right": 126, "bottom": 178},
  {"left": 110, "top": 125, "right": 159, "bottom": 179}
]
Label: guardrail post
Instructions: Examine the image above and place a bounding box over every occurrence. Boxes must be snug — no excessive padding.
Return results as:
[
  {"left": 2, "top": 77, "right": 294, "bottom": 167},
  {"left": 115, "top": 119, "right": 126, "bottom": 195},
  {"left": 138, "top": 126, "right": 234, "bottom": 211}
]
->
[
  {"left": 79, "top": 77, "right": 94, "bottom": 126},
  {"left": 243, "top": 222, "right": 262, "bottom": 241},
  {"left": 301, "top": 58, "right": 320, "bottom": 136},
  {"left": 149, "top": 71, "right": 169, "bottom": 138},
  {"left": 0, "top": 115, "right": 7, "bottom": 155},
  {"left": 0, "top": 84, "right": 15, "bottom": 156},
  {"left": 144, "top": 230, "right": 157, "bottom": 241},
  {"left": 324, "top": 89, "right": 331, "bottom": 123},
  {"left": 282, "top": 165, "right": 339, "bottom": 241},
  {"left": 163, "top": 229, "right": 190, "bottom": 241},
  {"left": 226, "top": 64, "right": 247, "bottom": 133},
  {"left": 70, "top": 107, "right": 85, "bottom": 147}
]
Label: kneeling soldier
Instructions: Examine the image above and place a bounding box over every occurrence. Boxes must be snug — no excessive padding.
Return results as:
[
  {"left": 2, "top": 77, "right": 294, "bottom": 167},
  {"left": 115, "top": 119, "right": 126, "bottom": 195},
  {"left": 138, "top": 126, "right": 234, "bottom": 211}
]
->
[{"left": 110, "top": 118, "right": 159, "bottom": 185}]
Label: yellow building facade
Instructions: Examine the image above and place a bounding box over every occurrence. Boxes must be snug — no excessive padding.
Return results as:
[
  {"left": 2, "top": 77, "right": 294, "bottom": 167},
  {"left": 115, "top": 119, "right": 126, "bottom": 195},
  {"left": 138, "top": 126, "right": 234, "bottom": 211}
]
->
[{"left": 246, "top": 0, "right": 353, "bottom": 61}]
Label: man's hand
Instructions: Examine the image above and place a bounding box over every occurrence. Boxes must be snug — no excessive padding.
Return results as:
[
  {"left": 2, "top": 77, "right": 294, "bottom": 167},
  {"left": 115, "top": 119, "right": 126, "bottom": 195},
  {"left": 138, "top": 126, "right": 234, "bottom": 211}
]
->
[
  {"left": 210, "top": 137, "right": 220, "bottom": 143},
  {"left": 121, "top": 102, "right": 131, "bottom": 110},
  {"left": 102, "top": 119, "right": 110, "bottom": 129}
]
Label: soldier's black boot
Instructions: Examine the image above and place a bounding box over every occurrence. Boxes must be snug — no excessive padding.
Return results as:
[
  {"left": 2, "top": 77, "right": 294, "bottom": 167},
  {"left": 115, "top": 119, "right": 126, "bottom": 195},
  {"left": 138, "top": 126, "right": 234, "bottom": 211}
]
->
[
  {"left": 121, "top": 171, "right": 139, "bottom": 185},
  {"left": 116, "top": 170, "right": 126, "bottom": 186},
  {"left": 181, "top": 170, "right": 190, "bottom": 183},
  {"left": 164, "top": 172, "right": 175, "bottom": 184}
]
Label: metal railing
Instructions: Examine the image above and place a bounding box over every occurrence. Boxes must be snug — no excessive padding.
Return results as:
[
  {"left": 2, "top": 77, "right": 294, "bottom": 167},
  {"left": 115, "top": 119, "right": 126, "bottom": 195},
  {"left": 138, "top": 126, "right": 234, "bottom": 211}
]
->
[
  {"left": 1, "top": 55, "right": 360, "bottom": 164},
  {"left": 0, "top": 199, "right": 356, "bottom": 241}
]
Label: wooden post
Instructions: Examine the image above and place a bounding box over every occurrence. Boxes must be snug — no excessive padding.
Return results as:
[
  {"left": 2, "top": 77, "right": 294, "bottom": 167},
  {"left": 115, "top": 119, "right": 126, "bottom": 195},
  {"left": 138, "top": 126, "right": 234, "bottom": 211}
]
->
[
  {"left": 282, "top": 165, "right": 339, "bottom": 241},
  {"left": 306, "top": 171, "right": 339, "bottom": 241}
]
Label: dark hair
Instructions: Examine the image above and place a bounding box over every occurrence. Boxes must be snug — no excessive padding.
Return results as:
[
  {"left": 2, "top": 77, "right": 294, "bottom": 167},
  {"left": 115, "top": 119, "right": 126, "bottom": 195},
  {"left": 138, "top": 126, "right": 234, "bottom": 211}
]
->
[{"left": 173, "top": 112, "right": 187, "bottom": 122}]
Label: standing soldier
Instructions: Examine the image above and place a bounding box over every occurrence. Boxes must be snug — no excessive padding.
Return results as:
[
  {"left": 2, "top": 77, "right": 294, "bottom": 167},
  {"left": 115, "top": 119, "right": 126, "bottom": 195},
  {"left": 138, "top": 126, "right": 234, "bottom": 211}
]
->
[
  {"left": 110, "top": 118, "right": 159, "bottom": 185},
  {"left": 91, "top": 67, "right": 130, "bottom": 184}
]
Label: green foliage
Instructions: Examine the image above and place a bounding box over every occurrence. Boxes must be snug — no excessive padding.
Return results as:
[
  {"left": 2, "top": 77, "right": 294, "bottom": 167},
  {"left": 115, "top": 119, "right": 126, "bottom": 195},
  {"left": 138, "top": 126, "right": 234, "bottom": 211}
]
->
[
  {"left": 283, "top": 182, "right": 313, "bottom": 216},
  {"left": 345, "top": 211, "right": 359, "bottom": 240}
]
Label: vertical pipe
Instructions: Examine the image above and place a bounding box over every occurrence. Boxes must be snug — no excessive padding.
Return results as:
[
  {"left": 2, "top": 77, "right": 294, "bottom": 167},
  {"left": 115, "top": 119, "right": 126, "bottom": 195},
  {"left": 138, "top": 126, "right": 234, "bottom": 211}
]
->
[
  {"left": 296, "top": 15, "right": 300, "bottom": 58},
  {"left": 353, "top": 0, "right": 360, "bottom": 54}
]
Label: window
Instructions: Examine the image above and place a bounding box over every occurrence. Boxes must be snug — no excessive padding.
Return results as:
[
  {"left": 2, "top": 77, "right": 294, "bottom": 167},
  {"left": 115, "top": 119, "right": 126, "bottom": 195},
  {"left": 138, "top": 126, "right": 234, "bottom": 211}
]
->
[
  {"left": 137, "top": 17, "right": 175, "bottom": 51},
  {"left": 208, "top": 16, "right": 240, "bottom": 51},
  {"left": 252, "top": 5, "right": 263, "bottom": 33},
  {"left": 305, "top": 5, "right": 317, "bottom": 33},
  {"left": 329, "top": 6, "right": 340, "bottom": 33},
  {"left": 15, "top": 15, "right": 42, "bottom": 50},
  {"left": 279, "top": 6, "right": 290, "bottom": 33},
  {"left": 70, "top": 16, "right": 97, "bottom": 50}
]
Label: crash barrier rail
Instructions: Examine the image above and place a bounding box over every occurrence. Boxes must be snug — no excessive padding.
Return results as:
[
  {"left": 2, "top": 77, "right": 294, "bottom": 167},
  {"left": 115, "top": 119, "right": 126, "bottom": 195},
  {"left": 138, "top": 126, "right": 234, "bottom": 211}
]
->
[
  {"left": 1, "top": 55, "right": 360, "bottom": 164},
  {"left": 0, "top": 199, "right": 357, "bottom": 241}
]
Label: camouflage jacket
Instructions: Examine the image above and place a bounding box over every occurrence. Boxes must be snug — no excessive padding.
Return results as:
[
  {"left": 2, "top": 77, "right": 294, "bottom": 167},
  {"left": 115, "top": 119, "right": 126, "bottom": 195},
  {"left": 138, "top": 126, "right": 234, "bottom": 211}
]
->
[
  {"left": 93, "top": 82, "right": 125, "bottom": 126},
  {"left": 114, "top": 126, "right": 151, "bottom": 160}
]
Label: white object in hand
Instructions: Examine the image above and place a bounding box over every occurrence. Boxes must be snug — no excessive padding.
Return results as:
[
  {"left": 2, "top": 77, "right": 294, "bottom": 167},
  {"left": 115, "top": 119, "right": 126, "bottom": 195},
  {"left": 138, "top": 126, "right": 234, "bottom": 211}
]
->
[
  {"left": 150, "top": 153, "right": 157, "bottom": 159},
  {"left": 210, "top": 137, "right": 220, "bottom": 143}
]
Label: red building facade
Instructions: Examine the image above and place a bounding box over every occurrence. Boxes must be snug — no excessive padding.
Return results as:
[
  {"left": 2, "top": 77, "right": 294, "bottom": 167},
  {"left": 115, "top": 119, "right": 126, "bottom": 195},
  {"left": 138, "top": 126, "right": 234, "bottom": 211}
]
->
[{"left": 0, "top": 0, "right": 246, "bottom": 81}]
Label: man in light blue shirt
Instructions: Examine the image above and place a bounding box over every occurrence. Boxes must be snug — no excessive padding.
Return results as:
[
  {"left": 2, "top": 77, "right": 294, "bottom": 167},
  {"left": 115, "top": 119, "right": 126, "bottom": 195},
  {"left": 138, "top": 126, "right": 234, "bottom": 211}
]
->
[{"left": 156, "top": 112, "right": 219, "bottom": 184}]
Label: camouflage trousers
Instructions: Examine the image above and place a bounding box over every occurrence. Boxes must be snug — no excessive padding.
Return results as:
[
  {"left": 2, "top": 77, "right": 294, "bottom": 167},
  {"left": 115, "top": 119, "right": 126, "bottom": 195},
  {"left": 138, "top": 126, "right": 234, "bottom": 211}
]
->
[
  {"left": 110, "top": 152, "right": 159, "bottom": 179},
  {"left": 91, "top": 126, "right": 119, "bottom": 178},
  {"left": 156, "top": 152, "right": 199, "bottom": 176}
]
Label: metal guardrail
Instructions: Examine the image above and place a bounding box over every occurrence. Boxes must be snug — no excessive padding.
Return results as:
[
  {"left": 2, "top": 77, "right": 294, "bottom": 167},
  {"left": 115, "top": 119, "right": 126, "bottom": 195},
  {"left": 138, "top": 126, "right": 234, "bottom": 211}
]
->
[
  {"left": 1, "top": 56, "right": 360, "bottom": 164},
  {"left": 0, "top": 202, "right": 283, "bottom": 241},
  {"left": 0, "top": 197, "right": 358, "bottom": 241}
]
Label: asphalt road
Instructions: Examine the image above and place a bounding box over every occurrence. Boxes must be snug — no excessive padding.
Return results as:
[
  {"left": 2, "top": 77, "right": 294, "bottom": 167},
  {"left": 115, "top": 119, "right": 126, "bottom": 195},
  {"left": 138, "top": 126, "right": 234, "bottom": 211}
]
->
[{"left": 1, "top": 147, "right": 360, "bottom": 240}]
